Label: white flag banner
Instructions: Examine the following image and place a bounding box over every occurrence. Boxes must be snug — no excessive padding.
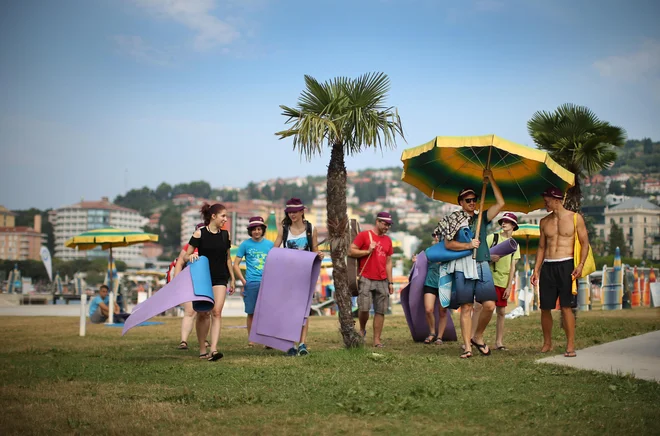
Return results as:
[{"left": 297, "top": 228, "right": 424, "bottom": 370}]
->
[{"left": 40, "top": 246, "right": 53, "bottom": 282}]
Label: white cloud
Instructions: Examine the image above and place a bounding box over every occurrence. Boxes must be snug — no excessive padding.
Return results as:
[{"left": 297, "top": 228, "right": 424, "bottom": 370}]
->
[
  {"left": 134, "top": 0, "right": 240, "bottom": 51},
  {"left": 113, "top": 35, "right": 173, "bottom": 66},
  {"left": 594, "top": 39, "right": 660, "bottom": 99},
  {"left": 594, "top": 39, "right": 660, "bottom": 82}
]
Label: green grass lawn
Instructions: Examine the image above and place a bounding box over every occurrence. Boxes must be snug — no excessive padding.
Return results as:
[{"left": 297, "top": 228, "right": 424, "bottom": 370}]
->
[{"left": 1, "top": 308, "right": 659, "bottom": 435}]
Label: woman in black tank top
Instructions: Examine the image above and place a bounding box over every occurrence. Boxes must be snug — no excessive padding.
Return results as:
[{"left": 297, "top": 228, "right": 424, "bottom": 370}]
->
[{"left": 184, "top": 203, "right": 236, "bottom": 362}]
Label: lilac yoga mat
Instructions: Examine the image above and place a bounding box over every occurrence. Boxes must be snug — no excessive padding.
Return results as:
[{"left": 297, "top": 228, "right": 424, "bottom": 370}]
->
[
  {"left": 249, "top": 248, "right": 321, "bottom": 352},
  {"left": 400, "top": 251, "right": 457, "bottom": 342},
  {"left": 122, "top": 257, "right": 215, "bottom": 336},
  {"left": 489, "top": 238, "right": 518, "bottom": 256}
]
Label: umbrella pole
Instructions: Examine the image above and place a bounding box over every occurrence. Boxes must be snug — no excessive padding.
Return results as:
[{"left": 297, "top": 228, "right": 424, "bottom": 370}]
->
[
  {"left": 473, "top": 148, "right": 492, "bottom": 258},
  {"left": 107, "top": 247, "right": 114, "bottom": 325}
]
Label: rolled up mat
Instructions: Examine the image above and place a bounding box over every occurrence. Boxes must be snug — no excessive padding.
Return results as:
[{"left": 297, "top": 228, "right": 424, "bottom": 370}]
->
[
  {"left": 490, "top": 238, "right": 518, "bottom": 256},
  {"left": 400, "top": 251, "right": 457, "bottom": 342},
  {"left": 249, "top": 248, "right": 321, "bottom": 352},
  {"left": 425, "top": 227, "right": 473, "bottom": 263},
  {"left": 122, "top": 257, "right": 215, "bottom": 335}
]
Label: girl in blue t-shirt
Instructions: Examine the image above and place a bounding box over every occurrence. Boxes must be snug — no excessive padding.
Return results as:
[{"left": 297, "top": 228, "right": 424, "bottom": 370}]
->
[{"left": 233, "top": 216, "right": 274, "bottom": 346}]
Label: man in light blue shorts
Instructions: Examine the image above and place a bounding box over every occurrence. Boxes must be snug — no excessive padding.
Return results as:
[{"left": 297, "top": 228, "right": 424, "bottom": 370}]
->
[
  {"left": 434, "top": 169, "right": 505, "bottom": 358},
  {"left": 233, "top": 216, "right": 274, "bottom": 346}
]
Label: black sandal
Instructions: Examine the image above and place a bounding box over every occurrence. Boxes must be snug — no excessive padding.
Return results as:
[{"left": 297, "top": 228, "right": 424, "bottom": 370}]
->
[
  {"left": 208, "top": 351, "right": 224, "bottom": 362},
  {"left": 198, "top": 353, "right": 209, "bottom": 359},
  {"left": 460, "top": 350, "right": 472, "bottom": 359},
  {"left": 471, "top": 338, "right": 491, "bottom": 356},
  {"left": 177, "top": 341, "right": 188, "bottom": 350},
  {"left": 423, "top": 335, "right": 437, "bottom": 344}
]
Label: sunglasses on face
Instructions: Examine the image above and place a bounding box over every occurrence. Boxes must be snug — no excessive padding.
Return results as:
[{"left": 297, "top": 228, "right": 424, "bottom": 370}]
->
[
  {"left": 463, "top": 197, "right": 478, "bottom": 204},
  {"left": 378, "top": 220, "right": 392, "bottom": 227}
]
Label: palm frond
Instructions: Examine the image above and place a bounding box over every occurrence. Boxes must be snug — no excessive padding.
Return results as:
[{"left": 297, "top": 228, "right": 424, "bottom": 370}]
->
[{"left": 275, "top": 72, "right": 404, "bottom": 161}]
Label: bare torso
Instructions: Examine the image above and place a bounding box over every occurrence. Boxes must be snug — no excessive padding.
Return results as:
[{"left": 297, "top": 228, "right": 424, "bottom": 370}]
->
[{"left": 540, "top": 211, "right": 575, "bottom": 260}]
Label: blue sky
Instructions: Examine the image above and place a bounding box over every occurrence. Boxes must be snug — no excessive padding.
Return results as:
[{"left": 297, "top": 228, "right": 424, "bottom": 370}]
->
[{"left": 2, "top": 0, "right": 659, "bottom": 210}]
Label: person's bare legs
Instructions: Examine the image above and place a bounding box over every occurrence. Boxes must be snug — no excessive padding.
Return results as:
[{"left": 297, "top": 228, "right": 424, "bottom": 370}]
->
[
  {"left": 246, "top": 314, "right": 254, "bottom": 345},
  {"left": 560, "top": 306, "right": 576, "bottom": 355},
  {"left": 436, "top": 307, "right": 448, "bottom": 342},
  {"left": 373, "top": 313, "right": 385, "bottom": 346},
  {"left": 299, "top": 320, "right": 309, "bottom": 344},
  {"left": 209, "top": 285, "right": 227, "bottom": 356},
  {"left": 473, "top": 300, "right": 495, "bottom": 351},
  {"left": 495, "top": 306, "right": 506, "bottom": 348},
  {"left": 540, "top": 309, "right": 553, "bottom": 352},
  {"left": 196, "top": 312, "right": 211, "bottom": 356},
  {"left": 460, "top": 303, "right": 473, "bottom": 354},
  {"left": 423, "top": 293, "right": 437, "bottom": 339},
  {"left": 358, "top": 311, "right": 370, "bottom": 335},
  {"left": 180, "top": 301, "right": 196, "bottom": 344},
  {"left": 471, "top": 301, "right": 482, "bottom": 338}
]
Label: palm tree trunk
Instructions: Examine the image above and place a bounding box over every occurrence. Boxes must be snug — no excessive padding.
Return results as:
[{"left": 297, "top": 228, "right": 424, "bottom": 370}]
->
[
  {"left": 327, "top": 142, "right": 361, "bottom": 348},
  {"left": 564, "top": 175, "right": 582, "bottom": 212}
]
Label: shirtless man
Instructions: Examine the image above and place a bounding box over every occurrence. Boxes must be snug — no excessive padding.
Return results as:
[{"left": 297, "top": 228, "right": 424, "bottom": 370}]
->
[{"left": 531, "top": 187, "right": 590, "bottom": 357}]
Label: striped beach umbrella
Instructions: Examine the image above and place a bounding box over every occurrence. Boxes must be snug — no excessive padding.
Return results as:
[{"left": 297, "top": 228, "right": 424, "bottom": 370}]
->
[
  {"left": 265, "top": 212, "right": 278, "bottom": 243},
  {"left": 512, "top": 223, "right": 541, "bottom": 256},
  {"left": 401, "top": 135, "right": 575, "bottom": 213}
]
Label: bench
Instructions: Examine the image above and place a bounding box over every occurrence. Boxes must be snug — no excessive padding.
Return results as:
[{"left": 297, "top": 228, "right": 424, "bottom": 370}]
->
[
  {"left": 53, "top": 295, "right": 82, "bottom": 305},
  {"left": 310, "top": 298, "right": 336, "bottom": 316}
]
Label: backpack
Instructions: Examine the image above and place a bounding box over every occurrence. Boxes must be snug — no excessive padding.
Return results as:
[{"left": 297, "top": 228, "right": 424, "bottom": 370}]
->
[{"left": 282, "top": 221, "right": 313, "bottom": 251}]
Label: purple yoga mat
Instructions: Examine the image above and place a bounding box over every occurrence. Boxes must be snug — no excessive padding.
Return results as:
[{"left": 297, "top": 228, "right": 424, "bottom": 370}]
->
[
  {"left": 122, "top": 258, "right": 214, "bottom": 336},
  {"left": 249, "top": 248, "right": 321, "bottom": 352},
  {"left": 400, "top": 251, "right": 457, "bottom": 342},
  {"left": 490, "top": 238, "right": 518, "bottom": 256}
]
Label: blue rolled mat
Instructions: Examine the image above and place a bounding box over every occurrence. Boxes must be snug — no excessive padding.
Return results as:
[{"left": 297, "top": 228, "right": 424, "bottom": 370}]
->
[{"left": 425, "top": 227, "right": 473, "bottom": 263}]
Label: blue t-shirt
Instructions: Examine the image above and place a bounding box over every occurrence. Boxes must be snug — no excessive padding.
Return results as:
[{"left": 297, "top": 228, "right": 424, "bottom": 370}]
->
[
  {"left": 424, "top": 261, "right": 441, "bottom": 288},
  {"left": 236, "top": 238, "right": 274, "bottom": 282},
  {"left": 89, "top": 295, "right": 109, "bottom": 316}
]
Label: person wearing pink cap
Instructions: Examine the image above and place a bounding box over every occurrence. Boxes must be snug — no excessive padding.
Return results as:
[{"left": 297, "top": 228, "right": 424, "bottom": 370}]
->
[
  {"left": 473, "top": 212, "right": 521, "bottom": 351},
  {"left": 349, "top": 211, "right": 395, "bottom": 348},
  {"left": 274, "top": 198, "right": 324, "bottom": 356},
  {"left": 531, "top": 187, "right": 590, "bottom": 358},
  {"left": 233, "top": 216, "right": 274, "bottom": 346}
]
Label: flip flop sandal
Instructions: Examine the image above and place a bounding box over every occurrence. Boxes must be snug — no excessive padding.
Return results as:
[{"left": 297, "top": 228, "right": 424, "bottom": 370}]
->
[
  {"left": 177, "top": 341, "right": 188, "bottom": 350},
  {"left": 434, "top": 339, "right": 443, "bottom": 345},
  {"left": 470, "top": 339, "right": 491, "bottom": 356},
  {"left": 208, "top": 351, "right": 224, "bottom": 361},
  {"left": 198, "top": 353, "right": 209, "bottom": 359},
  {"left": 564, "top": 351, "right": 577, "bottom": 358},
  {"left": 460, "top": 350, "right": 472, "bottom": 359},
  {"left": 374, "top": 343, "right": 385, "bottom": 348},
  {"left": 423, "top": 335, "right": 437, "bottom": 344},
  {"left": 495, "top": 345, "right": 508, "bottom": 351}
]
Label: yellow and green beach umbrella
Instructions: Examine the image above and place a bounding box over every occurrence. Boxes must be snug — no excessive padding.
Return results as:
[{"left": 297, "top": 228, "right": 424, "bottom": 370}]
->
[
  {"left": 400, "top": 135, "right": 575, "bottom": 213},
  {"left": 512, "top": 223, "right": 541, "bottom": 256}
]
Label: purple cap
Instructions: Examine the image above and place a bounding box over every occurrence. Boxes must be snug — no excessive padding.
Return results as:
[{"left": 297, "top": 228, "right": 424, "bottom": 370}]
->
[
  {"left": 377, "top": 211, "right": 393, "bottom": 224},
  {"left": 498, "top": 212, "right": 519, "bottom": 231},
  {"left": 541, "top": 187, "right": 564, "bottom": 200},
  {"left": 247, "top": 216, "right": 266, "bottom": 229},
  {"left": 285, "top": 198, "right": 305, "bottom": 213}
]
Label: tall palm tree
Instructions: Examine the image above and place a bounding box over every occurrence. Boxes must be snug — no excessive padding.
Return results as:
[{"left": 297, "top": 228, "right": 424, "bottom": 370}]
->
[
  {"left": 527, "top": 103, "right": 626, "bottom": 211},
  {"left": 276, "top": 73, "right": 404, "bottom": 348}
]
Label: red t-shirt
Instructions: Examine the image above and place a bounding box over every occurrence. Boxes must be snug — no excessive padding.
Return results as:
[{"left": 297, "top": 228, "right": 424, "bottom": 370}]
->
[
  {"left": 353, "top": 230, "right": 393, "bottom": 281},
  {"left": 166, "top": 244, "right": 198, "bottom": 283}
]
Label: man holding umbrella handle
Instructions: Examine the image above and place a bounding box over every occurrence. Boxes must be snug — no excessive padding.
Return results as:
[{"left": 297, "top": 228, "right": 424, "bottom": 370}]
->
[{"left": 442, "top": 168, "right": 505, "bottom": 358}]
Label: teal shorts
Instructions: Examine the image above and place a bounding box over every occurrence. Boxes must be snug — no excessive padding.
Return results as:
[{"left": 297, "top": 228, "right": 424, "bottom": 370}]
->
[{"left": 243, "top": 281, "right": 261, "bottom": 315}]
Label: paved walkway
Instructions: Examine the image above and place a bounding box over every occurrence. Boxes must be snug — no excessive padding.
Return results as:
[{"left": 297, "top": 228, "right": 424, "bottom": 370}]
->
[{"left": 537, "top": 330, "right": 660, "bottom": 383}]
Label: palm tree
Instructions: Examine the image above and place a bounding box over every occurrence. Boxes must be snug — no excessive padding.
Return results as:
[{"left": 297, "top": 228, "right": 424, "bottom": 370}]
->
[
  {"left": 276, "top": 73, "right": 404, "bottom": 348},
  {"left": 527, "top": 103, "right": 626, "bottom": 211}
]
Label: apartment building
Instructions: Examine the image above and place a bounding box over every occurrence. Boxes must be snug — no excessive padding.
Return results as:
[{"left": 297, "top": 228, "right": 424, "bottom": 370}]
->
[
  {"left": 0, "top": 212, "right": 45, "bottom": 261},
  {"left": 53, "top": 197, "right": 147, "bottom": 261},
  {"left": 603, "top": 198, "right": 660, "bottom": 259}
]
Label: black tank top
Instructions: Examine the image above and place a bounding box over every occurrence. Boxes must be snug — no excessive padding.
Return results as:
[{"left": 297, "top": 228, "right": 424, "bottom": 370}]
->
[{"left": 189, "top": 227, "right": 230, "bottom": 282}]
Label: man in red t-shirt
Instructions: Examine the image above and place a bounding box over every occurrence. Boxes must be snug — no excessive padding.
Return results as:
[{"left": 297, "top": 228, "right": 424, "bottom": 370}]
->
[{"left": 349, "top": 211, "right": 394, "bottom": 348}]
